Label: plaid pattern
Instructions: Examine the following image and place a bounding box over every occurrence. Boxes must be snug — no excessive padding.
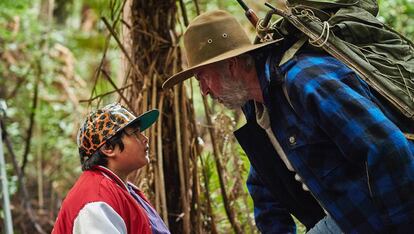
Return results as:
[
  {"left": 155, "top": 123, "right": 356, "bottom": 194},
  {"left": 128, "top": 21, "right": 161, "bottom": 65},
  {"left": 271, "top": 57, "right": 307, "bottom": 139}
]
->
[
  {"left": 247, "top": 166, "right": 297, "bottom": 233},
  {"left": 248, "top": 50, "right": 414, "bottom": 233}
]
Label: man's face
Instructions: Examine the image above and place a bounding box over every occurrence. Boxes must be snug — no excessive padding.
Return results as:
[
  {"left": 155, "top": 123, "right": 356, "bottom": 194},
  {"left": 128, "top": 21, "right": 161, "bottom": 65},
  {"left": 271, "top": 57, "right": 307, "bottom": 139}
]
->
[{"left": 195, "top": 62, "right": 249, "bottom": 109}]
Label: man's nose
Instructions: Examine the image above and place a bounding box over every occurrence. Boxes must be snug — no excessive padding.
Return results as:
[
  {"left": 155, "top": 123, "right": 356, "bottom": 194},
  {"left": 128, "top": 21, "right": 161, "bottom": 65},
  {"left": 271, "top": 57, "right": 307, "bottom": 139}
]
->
[{"left": 199, "top": 79, "right": 210, "bottom": 96}]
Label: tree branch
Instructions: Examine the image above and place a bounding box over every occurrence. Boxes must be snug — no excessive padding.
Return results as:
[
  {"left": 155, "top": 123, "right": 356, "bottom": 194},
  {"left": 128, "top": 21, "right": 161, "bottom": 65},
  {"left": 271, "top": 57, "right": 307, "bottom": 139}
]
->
[
  {"left": 1, "top": 117, "right": 46, "bottom": 234},
  {"left": 79, "top": 84, "right": 132, "bottom": 103},
  {"left": 20, "top": 61, "right": 40, "bottom": 175},
  {"left": 101, "top": 16, "right": 144, "bottom": 80},
  {"left": 100, "top": 69, "right": 135, "bottom": 111}
]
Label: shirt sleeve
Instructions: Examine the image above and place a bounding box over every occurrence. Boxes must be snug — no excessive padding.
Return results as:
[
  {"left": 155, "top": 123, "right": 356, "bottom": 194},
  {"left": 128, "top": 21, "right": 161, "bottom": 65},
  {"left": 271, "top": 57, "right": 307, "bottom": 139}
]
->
[
  {"left": 247, "top": 166, "right": 296, "bottom": 234},
  {"left": 286, "top": 55, "right": 414, "bottom": 227},
  {"left": 73, "top": 202, "right": 127, "bottom": 234}
]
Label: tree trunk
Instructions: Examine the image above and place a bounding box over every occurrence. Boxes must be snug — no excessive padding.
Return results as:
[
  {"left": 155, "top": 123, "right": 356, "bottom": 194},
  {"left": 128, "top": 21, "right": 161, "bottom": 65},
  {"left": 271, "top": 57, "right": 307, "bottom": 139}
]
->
[{"left": 126, "top": 0, "right": 198, "bottom": 233}]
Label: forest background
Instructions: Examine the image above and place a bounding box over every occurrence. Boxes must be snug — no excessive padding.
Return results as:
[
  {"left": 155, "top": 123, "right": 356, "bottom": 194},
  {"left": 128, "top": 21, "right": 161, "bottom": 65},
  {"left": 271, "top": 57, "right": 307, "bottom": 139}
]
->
[{"left": 1, "top": 0, "right": 413, "bottom": 233}]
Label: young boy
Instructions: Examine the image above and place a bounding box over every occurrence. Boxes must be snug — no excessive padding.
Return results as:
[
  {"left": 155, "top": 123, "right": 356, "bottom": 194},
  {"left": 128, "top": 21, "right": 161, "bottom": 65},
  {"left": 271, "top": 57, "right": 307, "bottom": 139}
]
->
[{"left": 52, "top": 103, "right": 170, "bottom": 234}]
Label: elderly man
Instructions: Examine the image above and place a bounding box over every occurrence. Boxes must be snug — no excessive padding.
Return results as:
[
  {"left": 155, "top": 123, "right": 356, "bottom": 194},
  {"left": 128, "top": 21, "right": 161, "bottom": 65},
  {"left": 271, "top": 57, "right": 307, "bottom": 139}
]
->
[{"left": 163, "top": 10, "right": 414, "bottom": 233}]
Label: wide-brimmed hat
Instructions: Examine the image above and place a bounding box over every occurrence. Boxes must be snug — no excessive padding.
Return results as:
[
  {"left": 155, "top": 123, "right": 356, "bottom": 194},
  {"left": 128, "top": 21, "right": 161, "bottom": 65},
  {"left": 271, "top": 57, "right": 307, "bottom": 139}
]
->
[{"left": 162, "top": 10, "right": 282, "bottom": 89}]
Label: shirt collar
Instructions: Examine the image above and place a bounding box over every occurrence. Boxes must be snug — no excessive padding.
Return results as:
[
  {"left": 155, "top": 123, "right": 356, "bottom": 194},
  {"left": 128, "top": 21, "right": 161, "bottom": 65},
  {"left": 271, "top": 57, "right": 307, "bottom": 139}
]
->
[{"left": 93, "top": 165, "right": 129, "bottom": 191}]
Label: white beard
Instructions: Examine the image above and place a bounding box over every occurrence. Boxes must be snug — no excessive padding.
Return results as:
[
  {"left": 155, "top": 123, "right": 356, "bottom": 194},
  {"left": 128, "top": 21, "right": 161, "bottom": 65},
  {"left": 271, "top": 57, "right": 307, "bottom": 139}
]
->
[{"left": 218, "top": 74, "right": 250, "bottom": 109}]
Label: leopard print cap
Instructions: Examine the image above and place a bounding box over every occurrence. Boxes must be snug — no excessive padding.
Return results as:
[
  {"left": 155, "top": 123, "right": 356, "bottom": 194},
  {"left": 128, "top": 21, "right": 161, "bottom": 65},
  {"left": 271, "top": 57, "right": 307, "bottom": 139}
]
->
[{"left": 77, "top": 103, "right": 137, "bottom": 158}]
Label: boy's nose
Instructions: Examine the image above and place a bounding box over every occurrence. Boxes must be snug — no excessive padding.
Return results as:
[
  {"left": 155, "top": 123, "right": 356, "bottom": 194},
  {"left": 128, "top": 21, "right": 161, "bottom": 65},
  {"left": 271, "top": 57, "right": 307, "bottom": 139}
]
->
[{"left": 140, "top": 134, "right": 148, "bottom": 144}]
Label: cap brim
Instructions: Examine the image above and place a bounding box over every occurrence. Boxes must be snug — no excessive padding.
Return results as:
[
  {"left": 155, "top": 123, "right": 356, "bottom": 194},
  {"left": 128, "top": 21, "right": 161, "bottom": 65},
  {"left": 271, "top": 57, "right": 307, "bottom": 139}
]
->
[
  {"left": 162, "top": 39, "right": 282, "bottom": 89},
  {"left": 127, "top": 109, "right": 159, "bottom": 132}
]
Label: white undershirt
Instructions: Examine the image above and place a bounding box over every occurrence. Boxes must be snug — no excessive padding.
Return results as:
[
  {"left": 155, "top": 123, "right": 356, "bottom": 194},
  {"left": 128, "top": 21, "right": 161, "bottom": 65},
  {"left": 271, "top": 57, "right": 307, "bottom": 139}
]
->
[{"left": 254, "top": 102, "right": 309, "bottom": 191}]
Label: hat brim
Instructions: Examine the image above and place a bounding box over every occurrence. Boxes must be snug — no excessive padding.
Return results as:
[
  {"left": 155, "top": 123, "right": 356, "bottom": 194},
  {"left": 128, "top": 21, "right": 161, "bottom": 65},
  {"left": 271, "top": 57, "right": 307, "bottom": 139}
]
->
[
  {"left": 126, "top": 109, "right": 159, "bottom": 132},
  {"left": 162, "top": 39, "right": 282, "bottom": 89}
]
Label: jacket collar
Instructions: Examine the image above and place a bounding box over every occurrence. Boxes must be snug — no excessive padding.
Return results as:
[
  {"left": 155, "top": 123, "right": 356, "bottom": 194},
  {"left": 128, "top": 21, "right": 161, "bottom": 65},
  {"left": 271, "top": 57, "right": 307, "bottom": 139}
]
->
[{"left": 93, "top": 165, "right": 129, "bottom": 191}]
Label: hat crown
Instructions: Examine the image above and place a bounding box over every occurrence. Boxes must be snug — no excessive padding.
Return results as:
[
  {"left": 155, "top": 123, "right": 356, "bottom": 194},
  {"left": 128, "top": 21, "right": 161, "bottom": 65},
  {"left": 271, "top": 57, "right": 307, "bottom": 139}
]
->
[
  {"left": 184, "top": 10, "right": 251, "bottom": 67},
  {"left": 162, "top": 10, "right": 281, "bottom": 89}
]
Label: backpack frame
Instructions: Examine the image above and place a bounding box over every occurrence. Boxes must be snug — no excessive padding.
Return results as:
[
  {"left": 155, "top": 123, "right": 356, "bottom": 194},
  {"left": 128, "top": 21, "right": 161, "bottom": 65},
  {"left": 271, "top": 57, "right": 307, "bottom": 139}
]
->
[{"left": 255, "top": 1, "right": 414, "bottom": 121}]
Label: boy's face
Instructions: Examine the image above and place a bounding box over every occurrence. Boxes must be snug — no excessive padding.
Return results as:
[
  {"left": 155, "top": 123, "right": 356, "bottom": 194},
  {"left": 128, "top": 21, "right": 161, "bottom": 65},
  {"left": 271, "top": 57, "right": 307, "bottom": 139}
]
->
[{"left": 114, "top": 127, "right": 149, "bottom": 172}]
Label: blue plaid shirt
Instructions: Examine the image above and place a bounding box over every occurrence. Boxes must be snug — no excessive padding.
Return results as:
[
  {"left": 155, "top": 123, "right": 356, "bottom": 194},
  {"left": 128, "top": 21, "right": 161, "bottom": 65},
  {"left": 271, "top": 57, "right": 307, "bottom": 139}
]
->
[{"left": 245, "top": 49, "right": 414, "bottom": 233}]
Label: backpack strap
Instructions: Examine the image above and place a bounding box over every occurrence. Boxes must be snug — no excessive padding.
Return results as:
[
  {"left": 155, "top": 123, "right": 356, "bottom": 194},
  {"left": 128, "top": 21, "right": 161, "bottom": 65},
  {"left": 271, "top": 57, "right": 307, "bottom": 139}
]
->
[
  {"left": 279, "top": 37, "right": 307, "bottom": 66},
  {"left": 280, "top": 38, "right": 307, "bottom": 113},
  {"left": 277, "top": 39, "right": 414, "bottom": 141},
  {"left": 404, "top": 133, "right": 414, "bottom": 141}
]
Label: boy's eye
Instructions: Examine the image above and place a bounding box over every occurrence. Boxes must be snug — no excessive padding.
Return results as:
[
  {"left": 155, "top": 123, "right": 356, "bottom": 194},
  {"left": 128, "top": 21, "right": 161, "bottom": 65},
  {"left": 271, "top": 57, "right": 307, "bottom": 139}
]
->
[{"left": 126, "top": 128, "right": 140, "bottom": 136}]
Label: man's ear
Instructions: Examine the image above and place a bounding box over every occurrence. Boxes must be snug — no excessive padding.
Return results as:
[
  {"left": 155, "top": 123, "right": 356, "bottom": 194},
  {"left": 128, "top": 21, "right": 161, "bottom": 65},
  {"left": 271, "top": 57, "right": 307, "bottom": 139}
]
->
[{"left": 100, "top": 144, "right": 117, "bottom": 158}]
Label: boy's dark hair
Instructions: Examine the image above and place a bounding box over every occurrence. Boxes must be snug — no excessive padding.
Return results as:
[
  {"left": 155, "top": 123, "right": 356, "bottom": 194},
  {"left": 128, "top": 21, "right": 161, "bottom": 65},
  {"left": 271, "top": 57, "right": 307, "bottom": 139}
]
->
[{"left": 80, "top": 131, "right": 124, "bottom": 171}]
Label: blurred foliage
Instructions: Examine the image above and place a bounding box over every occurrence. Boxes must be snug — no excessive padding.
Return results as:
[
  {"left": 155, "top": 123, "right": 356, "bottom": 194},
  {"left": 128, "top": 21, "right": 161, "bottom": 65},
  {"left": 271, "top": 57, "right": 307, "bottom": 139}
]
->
[
  {"left": 1, "top": 0, "right": 80, "bottom": 194},
  {"left": 0, "top": 0, "right": 413, "bottom": 233},
  {"left": 0, "top": 0, "right": 122, "bottom": 231},
  {"left": 378, "top": 0, "right": 414, "bottom": 40}
]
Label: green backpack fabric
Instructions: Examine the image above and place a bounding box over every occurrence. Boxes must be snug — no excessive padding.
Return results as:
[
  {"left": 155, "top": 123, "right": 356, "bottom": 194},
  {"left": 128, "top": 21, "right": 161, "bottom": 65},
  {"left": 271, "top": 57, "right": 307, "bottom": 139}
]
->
[{"left": 267, "top": 0, "right": 414, "bottom": 120}]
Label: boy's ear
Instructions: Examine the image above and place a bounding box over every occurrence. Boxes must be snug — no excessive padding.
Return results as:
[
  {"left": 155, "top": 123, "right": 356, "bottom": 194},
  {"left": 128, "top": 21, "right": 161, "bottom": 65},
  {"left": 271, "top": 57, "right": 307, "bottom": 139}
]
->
[{"left": 100, "top": 144, "right": 117, "bottom": 158}]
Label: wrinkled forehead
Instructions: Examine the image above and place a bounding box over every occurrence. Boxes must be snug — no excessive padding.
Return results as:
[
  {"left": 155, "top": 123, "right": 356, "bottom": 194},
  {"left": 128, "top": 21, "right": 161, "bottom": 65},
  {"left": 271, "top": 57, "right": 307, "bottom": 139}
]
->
[{"left": 194, "top": 62, "right": 226, "bottom": 79}]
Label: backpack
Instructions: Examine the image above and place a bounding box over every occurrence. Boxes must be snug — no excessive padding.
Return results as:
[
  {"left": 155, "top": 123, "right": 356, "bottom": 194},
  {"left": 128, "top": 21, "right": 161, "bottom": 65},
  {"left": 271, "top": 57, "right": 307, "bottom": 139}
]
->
[{"left": 257, "top": 0, "right": 414, "bottom": 122}]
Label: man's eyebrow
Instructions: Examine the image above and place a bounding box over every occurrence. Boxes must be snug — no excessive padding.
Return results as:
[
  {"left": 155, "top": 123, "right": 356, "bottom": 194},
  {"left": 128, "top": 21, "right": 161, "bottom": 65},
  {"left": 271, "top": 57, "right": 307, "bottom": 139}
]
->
[{"left": 194, "top": 72, "right": 201, "bottom": 80}]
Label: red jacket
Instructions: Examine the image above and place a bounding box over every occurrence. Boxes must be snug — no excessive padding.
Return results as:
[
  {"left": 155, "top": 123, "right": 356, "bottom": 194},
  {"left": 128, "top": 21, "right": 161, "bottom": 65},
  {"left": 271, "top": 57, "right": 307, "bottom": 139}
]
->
[{"left": 52, "top": 166, "right": 152, "bottom": 234}]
